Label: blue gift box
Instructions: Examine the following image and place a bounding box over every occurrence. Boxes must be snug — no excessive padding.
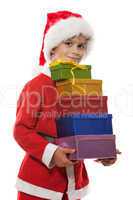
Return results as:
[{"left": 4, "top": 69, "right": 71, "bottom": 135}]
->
[{"left": 56, "top": 114, "right": 113, "bottom": 137}]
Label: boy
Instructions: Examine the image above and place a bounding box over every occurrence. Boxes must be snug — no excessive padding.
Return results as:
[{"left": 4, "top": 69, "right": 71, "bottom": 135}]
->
[{"left": 13, "top": 10, "right": 117, "bottom": 200}]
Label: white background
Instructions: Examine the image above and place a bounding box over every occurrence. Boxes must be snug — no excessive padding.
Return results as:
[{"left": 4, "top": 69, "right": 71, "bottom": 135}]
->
[{"left": 0, "top": 0, "right": 132, "bottom": 199}]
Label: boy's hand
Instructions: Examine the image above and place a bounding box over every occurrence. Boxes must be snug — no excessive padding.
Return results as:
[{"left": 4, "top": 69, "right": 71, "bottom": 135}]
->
[
  {"left": 94, "top": 149, "right": 122, "bottom": 166},
  {"left": 52, "top": 147, "right": 79, "bottom": 168},
  {"left": 95, "top": 157, "right": 117, "bottom": 166}
]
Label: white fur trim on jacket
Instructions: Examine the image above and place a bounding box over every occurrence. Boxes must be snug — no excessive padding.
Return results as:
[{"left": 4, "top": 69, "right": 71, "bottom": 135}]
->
[
  {"left": 32, "top": 63, "right": 51, "bottom": 78},
  {"left": 16, "top": 178, "right": 63, "bottom": 200},
  {"left": 66, "top": 165, "right": 90, "bottom": 199},
  {"left": 42, "top": 143, "right": 59, "bottom": 169},
  {"left": 40, "top": 63, "right": 51, "bottom": 77},
  {"left": 44, "top": 17, "right": 94, "bottom": 63}
]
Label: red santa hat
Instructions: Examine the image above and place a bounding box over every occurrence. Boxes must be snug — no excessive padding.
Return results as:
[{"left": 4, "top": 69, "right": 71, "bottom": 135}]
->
[{"left": 39, "top": 10, "right": 94, "bottom": 66}]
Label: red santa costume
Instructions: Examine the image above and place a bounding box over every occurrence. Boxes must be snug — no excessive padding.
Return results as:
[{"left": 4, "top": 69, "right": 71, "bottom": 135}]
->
[{"left": 13, "top": 10, "right": 93, "bottom": 200}]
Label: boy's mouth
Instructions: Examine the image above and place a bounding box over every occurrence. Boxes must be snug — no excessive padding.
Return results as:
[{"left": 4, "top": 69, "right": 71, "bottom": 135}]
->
[{"left": 67, "top": 56, "right": 81, "bottom": 62}]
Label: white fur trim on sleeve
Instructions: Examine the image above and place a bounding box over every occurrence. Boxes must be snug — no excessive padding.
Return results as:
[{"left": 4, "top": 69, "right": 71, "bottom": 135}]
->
[{"left": 42, "top": 143, "right": 59, "bottom": 169}]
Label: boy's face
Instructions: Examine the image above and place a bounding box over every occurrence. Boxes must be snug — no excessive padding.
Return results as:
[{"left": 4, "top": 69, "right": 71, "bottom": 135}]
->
[{"left": 50, "top": 34, "right": 90, "bottom": 63}]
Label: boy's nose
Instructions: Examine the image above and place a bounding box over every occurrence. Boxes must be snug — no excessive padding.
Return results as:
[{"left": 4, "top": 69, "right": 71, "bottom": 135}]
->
[{"left": 71, "top": 45, "right": 81, "bottom": 56}]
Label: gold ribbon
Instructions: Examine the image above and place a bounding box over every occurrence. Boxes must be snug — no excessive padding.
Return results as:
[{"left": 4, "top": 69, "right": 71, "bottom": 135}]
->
[
  {"left": 49, "top": 59, "right": 73, "bottom": 67},
  {"left": 49, "top": 59, "right": 88, "bottom": 69},
  {"left": 70, "top": 65, "right": 88, "bottom": 85},
  {"left": 70, "top": 65, "right": 88, "bottom": 94},
  {"left": 50, "top": 60, "right": 90, "bottom": 95}
]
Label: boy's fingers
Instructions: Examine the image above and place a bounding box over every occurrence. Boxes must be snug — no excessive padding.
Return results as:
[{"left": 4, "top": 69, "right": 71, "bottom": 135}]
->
[
  {"left": 116, "top": 149, "right": 122, "bottom": 154},
  {"left": 63, "top": 148, "right": 75, "bottom": 154},
  {"left": 94, "top": 158, "right": 116, "bottom": 162},
  {"left": 63, "top": 158, "right": 74, "bottom": 166},
  {"left": 94, "top": 159, "right": 102, "bottom": 162},
  {"left": 72, "top": 160, "right": 79, "bottom": 164}
]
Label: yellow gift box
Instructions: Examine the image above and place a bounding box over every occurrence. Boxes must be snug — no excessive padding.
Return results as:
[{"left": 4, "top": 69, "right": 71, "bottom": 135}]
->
[{"left": 56, "top": 79, "right": 102, "bottom": 96}]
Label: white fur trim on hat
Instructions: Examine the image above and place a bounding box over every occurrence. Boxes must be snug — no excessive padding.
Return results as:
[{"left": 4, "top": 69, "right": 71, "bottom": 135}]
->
[{"left": 44, "top": 17, "right": 94, "bottom": 63}]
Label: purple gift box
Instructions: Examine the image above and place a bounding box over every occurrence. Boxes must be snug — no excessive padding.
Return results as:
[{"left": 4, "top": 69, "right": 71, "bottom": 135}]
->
[{"left": 55, "top": 135, "right": 116, "bottom": 160}]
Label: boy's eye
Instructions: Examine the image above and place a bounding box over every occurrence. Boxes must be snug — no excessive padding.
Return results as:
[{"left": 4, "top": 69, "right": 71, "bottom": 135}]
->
[
  {"left": 64, "top": 41, "right": 73, "bottom": 47},
  {"left": 77, "top": 43, "right": 87, "bottom": 49}
]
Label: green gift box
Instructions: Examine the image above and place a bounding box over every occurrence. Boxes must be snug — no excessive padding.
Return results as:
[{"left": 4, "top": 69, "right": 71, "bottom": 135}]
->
[{"left": 50, "top": 61, "right": 91, "bottom": 81}]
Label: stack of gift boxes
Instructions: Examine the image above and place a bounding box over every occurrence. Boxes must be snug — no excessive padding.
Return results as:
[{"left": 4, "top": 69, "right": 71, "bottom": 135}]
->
[{"left": 50, "top": 60, "right": 116, "bottom": 160}]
